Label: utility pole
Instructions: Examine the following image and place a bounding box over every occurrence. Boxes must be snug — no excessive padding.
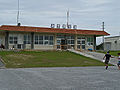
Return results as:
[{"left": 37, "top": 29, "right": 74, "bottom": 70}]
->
[
  {"left": 17, "top": 0, "right": 19, "bottom": 24},
  {"left": 102, "top": 22, "right": 105, "bottom": 51}
]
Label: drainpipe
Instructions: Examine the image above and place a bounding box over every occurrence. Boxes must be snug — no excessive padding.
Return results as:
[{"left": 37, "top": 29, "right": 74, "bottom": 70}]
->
[{"left": 94, "top": 35, "right": 96, "bottom": 51}]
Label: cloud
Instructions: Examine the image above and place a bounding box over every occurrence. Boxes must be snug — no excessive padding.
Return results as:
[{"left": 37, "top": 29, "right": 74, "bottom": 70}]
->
[{"left": 0, "top": 0, "right": 120, "bottom": 45}]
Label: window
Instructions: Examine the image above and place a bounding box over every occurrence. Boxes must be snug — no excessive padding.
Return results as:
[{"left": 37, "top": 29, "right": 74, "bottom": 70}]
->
[
  {"left": 9, "top": 36, "right": 18, "bottom": 44},
  {"left": 34, "top": 35, "right": 54, "bottom": 45},
  {"left": 49, "top": 36, "right": 54, "bottom": 45},
  {"left": 24, "top": 34, "right": 31, "bottom": 44},
  {"left": 87, "top": 37, "right": 94, "bottom": 46},
  {"left": 57, "top": 40, "right": 61, "bottom": 45},
  {"left": 77, "top": 36, "right": 86, "bottom": 49},
  {"left": 67, "top": 36, "right": 75, "bottom": 45},
  {"left": 35, "top": 35, "right": 39, "bottom": 44}
]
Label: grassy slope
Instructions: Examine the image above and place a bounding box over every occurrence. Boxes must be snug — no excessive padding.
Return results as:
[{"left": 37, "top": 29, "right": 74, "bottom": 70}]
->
[{"left": 0, "top": 51, "right": 105, "bottom": 68}]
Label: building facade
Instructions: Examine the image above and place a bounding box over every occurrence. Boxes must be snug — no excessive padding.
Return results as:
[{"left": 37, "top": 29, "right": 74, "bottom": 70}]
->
[
  {"left": 0, "top": 25, "right": 109, "bottom": 50},
  {"left": 104, "top": 36, "right": 120, "bottom": 51}
]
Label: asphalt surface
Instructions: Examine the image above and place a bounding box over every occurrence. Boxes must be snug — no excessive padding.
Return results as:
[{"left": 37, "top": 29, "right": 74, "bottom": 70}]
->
[{"left": 0, "top": 66, "right": 120, "bottom": 90}]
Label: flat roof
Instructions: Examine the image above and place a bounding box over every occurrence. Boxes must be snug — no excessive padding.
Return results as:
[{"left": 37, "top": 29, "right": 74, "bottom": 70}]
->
[
  {"left": 0, "top": 25, "right": 110, "bottom": 36},
  {"left": 105, "top": 36, "right": 120, "bottom": 39}
]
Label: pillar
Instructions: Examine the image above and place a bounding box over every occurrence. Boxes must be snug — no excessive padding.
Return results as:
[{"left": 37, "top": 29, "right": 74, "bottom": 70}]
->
[
  {"left": 94, "top": 35, "right": 96, "bottom": 51},
  {"left": 5, "top": 31, "right": 9, "bottom": 49},
  {"left": 31, "top": 32, "right": 34, "bottom": 49},
  {"left": 74, "top": 35, "right": 77, "bottom": 50}
]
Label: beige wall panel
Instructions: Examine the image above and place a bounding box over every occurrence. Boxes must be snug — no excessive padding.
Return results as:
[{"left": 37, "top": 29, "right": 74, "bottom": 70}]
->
[
  {"left": 34, "top": 45, "right": 54, "bottom": 50},
  {"left": 25, "top": 44, "right": 31, "bottom": 49}
]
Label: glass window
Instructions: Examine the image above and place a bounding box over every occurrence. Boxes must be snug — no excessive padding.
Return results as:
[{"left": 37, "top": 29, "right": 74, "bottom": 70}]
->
[
  {"left": 35, "top": 40, "right": 39, "bottom": 44},
  {"left": 82, "top": 41, "right": 85, "bottom": 44},
  {"left": 87, "top": 37, "right": 94, "bottom": 46},
  {"left": 39, "top": 41, "right": 43, "bottom": 44},
  {"left": 9, "top": 41, "right": 13, "bottom": 44},
  {"left": 45, "top": 36, "right": 49, "bottom": 40},
  {"left": 35, "top": 35, "right": 38, "bottom": 40},
  {"left": 67, "top": 40, "right": 71, "bottom": 44},
  {"left": 44, "top": 41, "right": 49, "bottom": 45},
  {"left": 87, "top": 37, "right": 90, "bottom": 42},
  {"left": 39, "top": 36, "right": 43, "bottom": 40},
  {"left": 57, "top": 40, "right": 61, "bottom": 45},
  {"left": 82, "top": 45, "right": 85, "bottom": 49},
  {"left": 9, "top": 36, "right": 18, "bottom": 44},
  {"left": 77, "top": 36, "right": 81, "bottom": 39},
  {"left": 49, "top": 36, "right": 53, "bottom": 40},
  {"left": 24, "top": 34, "right": 31, "bottom": 44},
  {"left": 77, "top": 45, "right": 80, "bottom": 49},
  {"left": 49, "top": 41, "right": 53, "bottom": 45},
  {"left": 71, "top": 36, "right": 74, "bottom": 39},
  {"left": 9, "top": 37, "right": 13, "bottom": 40},
  {"left": 71, "top": 40, "right": 74, "bottom": 44},
  {"left": 77, "top": 41, "right": 81, "bottom": 44},
  {"left": 34, "top": 35, "right": 54, "bottom": 45}
]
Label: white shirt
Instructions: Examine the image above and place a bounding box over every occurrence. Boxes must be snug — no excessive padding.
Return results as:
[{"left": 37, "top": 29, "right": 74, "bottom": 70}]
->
[{"left": 118, "top": 56, "right": 120, "bottom": 61}]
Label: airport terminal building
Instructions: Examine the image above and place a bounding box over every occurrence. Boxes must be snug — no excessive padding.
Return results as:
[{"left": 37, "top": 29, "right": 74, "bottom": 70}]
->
[{"left": 0, "top": 25, "right": 109, "bottom": 50}]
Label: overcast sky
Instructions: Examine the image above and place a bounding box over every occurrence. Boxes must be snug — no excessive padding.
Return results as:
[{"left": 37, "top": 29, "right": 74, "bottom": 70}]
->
[{"left": 0, "top": 0, "right": 120, "bottom": 45}]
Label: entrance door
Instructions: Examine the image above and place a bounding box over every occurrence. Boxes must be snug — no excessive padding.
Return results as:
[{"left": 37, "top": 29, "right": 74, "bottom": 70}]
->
[
  {"left": 61, "top": 39, "right": 67, "bottom": 50},
  {"left": 106, "top": 43, "right": 111, "bottom": 50}
]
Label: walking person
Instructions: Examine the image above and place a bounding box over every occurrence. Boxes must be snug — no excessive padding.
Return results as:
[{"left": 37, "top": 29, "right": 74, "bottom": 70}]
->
[
  {"left": 117, "top": 53, "right": 120, "bottom": 70},
  {"left": 103, "top": 51, "right": 114, "bottom": 70}
]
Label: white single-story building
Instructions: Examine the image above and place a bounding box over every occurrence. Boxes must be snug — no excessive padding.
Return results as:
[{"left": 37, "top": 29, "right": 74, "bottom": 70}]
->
[
  {"left": 0, "top": 25, "right": 109, "bottom": 50},
  {"left": 104, "top": 36, "right": 120, "bottom": 51}
]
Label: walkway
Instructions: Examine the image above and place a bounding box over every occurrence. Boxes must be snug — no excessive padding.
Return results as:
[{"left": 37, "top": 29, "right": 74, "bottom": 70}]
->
[
  {"left": 69, "top": 49, "right": 118, "bottom": 65},
  {"left": 0, "top": 67, "right": 119, "bottom": 90}
]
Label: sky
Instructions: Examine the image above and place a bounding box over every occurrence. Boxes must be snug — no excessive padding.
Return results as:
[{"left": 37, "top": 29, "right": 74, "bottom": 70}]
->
[{"left": 0, "top": 0, "right": 120, "bottom": 45}]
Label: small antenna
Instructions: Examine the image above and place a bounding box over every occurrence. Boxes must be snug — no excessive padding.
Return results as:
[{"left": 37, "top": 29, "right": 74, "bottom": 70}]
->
[
  {"left": 17, "top": 0, "right": 20, "bottom": 25},
  {"left": 67, "top": 9, "right": 69, "bottom": 29}
]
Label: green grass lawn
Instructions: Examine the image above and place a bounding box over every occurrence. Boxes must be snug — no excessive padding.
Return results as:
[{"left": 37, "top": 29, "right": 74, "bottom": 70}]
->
[{"left": 0, "top": 51, "right": 105, "bottom": 68}]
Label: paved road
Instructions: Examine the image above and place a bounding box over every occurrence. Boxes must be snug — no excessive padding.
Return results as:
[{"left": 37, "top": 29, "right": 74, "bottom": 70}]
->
[{"left": 0, "top": 66, "right": 120, "bottom": 90}]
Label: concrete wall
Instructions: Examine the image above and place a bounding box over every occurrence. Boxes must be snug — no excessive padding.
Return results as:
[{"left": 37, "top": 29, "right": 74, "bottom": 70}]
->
[
  {"left": 34, "top": 45, "right": 54, "bottom": 50},
  {"left": 0, "top": 32, "right": 5, "bottom": 45},
  {"left": 105, "top": 36, "right": 120, "bottom": 51}
]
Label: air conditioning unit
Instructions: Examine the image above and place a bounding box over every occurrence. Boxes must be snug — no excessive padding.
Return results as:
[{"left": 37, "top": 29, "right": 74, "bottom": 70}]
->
[
  {"left": 73, "top": 25, "right": 77, "bottom": 29},
  {"left": 51, "top": 24, "right": 55, "bottom": 28},
  {"left": 62, "top": 24, "right": 66, "bottom": 29},
  {"left": 57, "top": 24, "right": 60, "bottom": 28}
]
